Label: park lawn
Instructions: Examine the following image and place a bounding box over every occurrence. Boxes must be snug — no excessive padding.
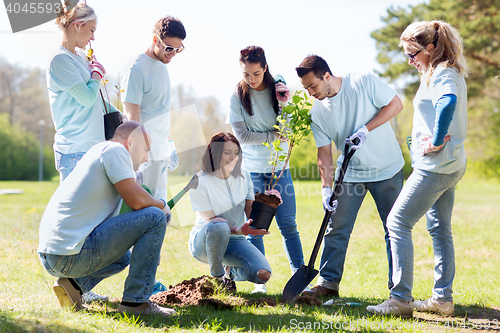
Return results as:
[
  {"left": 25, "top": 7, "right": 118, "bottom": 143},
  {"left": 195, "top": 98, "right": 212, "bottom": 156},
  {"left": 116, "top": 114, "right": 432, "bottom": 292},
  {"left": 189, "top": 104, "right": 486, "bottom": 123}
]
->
[{"left": 0, "top": 174, "right": 499, "bottom": 332}]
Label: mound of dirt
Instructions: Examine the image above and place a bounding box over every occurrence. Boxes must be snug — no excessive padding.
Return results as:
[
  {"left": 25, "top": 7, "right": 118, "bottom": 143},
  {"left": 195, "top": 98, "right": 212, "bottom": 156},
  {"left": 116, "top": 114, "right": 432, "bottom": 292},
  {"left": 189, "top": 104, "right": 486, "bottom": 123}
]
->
[
  {"left": 150, "top": 275, "right": 215, "bottom": 306},
  {"left": 150, "top": 276, "right": 322, "bottom": 309},
  {"left": 295, "top": 295, "right": 323, "bottom": 306}
]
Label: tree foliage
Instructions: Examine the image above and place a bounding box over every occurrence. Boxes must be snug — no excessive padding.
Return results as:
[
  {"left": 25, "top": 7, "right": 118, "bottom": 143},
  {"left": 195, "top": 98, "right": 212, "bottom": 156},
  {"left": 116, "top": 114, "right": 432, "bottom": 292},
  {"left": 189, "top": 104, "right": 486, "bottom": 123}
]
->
[
  {"left": 372, "top": 0, "right": 500, "bottom": 176},
  {"left": 0, "top": 114, "right": 56, "bottom": 180}
]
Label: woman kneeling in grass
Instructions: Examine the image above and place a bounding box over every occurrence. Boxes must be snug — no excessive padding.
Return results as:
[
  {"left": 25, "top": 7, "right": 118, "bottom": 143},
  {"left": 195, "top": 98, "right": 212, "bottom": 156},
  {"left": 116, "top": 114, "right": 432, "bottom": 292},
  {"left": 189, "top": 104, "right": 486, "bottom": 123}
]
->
[{"left": 188, "top": 132, "right": 271, "bottom": 292}]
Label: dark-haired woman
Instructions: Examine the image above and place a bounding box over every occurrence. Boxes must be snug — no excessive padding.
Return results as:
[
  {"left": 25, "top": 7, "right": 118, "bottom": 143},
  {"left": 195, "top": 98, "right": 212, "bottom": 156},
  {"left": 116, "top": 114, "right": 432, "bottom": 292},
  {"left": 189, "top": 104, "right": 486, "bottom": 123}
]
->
[
  {"left": 188, "top": 132, "right": 271, "bottom": 292},
  {"left": 228, "top": 46, "right": 304, "bottom": 294}
]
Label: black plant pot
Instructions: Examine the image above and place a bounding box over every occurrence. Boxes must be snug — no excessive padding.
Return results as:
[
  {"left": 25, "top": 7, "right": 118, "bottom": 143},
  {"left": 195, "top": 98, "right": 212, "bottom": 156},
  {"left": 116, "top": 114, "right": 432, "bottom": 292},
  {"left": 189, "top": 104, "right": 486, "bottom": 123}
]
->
[
  {"left": 104, "top": 112, "right": 122, "bottom": 140},
  {"left": 249, "top": 201, "right": 278, "bottom": 231}
]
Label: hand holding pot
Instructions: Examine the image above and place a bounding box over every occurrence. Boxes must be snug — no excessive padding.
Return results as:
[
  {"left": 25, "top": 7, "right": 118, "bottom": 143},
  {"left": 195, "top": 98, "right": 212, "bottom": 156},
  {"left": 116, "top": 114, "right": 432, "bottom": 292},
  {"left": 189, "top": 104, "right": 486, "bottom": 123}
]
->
[{"left": 237, "top": 219, "right": 270, "bottom": 236}]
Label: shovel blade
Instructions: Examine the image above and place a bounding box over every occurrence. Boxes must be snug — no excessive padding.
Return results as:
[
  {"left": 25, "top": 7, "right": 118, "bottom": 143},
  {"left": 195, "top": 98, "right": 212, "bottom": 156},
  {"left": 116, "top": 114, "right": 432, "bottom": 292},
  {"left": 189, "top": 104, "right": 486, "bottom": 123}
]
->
[{"left": 281, "top": 265, "right": 319, "bottom": 303}]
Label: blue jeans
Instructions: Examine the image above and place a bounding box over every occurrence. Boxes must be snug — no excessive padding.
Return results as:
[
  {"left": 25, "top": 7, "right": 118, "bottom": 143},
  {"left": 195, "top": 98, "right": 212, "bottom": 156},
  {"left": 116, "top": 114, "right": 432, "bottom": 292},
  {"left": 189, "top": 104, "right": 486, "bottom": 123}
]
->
[
  {"left": 317, "top": 169, "right": 403, "bottom": 291},
  {"left": 188, "top": 220, "right": 272, "bottom": 284},
  {"left": 389, "top": 165, "right": 466, "bottom": 303},
  {"left": 248, "top": 169, "right": 304, "bottom": 273},
  {"left": 54, "top": 150, "right": 85, "bottom": 183},
  {"left": 39, "top": 207, "right": 167, "bottom": 303}
]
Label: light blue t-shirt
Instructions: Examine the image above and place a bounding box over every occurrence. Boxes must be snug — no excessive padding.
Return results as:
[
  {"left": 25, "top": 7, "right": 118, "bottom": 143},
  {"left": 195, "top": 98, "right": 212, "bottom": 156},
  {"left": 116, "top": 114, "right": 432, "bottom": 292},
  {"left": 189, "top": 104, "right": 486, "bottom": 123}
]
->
[
  {"left": 310, "top": 72, "right": 404, "bottom": 182},
  {"left": 47, "top": 46, "right": 105, "bottom": 154},
  {"left": 189, "top": 168, "right": 255, "bottom": 242},
  {"left": 228, "top": 88, "right": 288, "bottom": 173},
  {"left": 38, "top": 141, "right": 135, "bottom": 255},
  {"left": 411, "top": 66, "right": 467, "bottom": 173},
  {"left": 120, "top": 53, "right": 171, "bottom": 161}
]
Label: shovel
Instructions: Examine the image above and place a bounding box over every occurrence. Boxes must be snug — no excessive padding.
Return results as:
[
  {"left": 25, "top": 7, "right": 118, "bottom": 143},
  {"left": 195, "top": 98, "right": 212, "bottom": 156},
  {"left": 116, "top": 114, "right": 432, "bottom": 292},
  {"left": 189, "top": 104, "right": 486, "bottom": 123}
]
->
[
  {"left": 281, "top": 140, "right": 358, "bottom": 303},
  {"left": 120, "top": 173, "right": 199, "bottom": 214},
  {"left": 166, "top": 173, "right": 199, "bottom": 209}
]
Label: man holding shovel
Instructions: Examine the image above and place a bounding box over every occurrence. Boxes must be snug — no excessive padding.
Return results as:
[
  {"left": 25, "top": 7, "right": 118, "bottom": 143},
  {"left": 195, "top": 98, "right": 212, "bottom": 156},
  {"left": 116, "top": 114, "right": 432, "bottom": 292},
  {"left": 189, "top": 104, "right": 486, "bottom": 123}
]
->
[{"left": 296, "top": 55, "right": 404, "bottom": 297}]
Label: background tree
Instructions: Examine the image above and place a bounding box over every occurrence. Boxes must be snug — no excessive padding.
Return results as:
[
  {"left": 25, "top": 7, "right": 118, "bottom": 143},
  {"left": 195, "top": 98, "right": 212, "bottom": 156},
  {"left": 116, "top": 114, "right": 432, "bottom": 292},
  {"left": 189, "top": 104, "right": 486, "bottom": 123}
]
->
[{"left": 372, "top": 0, "right": 500, "bottom": 177}]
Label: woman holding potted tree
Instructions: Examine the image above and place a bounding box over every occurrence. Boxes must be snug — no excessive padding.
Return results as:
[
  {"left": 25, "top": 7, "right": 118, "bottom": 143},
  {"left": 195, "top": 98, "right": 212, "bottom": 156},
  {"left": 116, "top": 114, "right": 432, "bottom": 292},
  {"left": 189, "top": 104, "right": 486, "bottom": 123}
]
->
[
  {"left": 188, "top": 132, "right": 271, "bottom": 293},
  {"left": 228, "top": 46, "right": 304, "bottom": 294}
]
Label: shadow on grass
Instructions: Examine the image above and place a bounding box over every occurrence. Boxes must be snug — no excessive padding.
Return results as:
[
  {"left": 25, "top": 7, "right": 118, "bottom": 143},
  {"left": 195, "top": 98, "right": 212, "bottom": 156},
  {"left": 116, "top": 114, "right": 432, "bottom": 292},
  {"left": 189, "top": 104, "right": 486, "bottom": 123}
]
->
[
  {"left": 90, "top": 296, "right": 391, "bottom": 332},
  {"left": 365, "top": 297, "right": 500, "bottom": 332},
  {"left": 0, "top": 311, "right": 92, "bottom": 333}
]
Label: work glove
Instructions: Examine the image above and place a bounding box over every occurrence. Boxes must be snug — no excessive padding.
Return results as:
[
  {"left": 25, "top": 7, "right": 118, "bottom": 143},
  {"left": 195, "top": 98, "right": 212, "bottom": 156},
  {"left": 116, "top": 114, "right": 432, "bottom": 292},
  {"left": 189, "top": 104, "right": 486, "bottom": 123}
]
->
[
  {"left": 346, "top": 125, "right": 369, "bottom": 149},
  {"left": 418, "top": 134, "right": 451, "bottom": 156},
  {"left": 89, "top": 60, "right": 106, "bottom": 79},
  {"left": 321, "top": 187, "right": 338, "bottom": 213},
  {"left": 161, "top": 201, "right": 171, "bottom": 223},
  {"left": 236, "top": 219, "right": 270, "bottom": 236},
  {"left": 166, "top": 140, "right": 179, "bottom": 171}
]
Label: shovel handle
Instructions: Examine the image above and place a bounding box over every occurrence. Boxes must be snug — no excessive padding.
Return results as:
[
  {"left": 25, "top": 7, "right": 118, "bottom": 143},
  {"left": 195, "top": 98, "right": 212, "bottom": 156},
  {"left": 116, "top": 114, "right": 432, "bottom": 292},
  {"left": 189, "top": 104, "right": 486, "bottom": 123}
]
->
[
  {"left": 166, "top": 174, "right": 199, "bottom": 209},
  {"left": 308, "top": 139, "right": 358, "bottom": 269}
]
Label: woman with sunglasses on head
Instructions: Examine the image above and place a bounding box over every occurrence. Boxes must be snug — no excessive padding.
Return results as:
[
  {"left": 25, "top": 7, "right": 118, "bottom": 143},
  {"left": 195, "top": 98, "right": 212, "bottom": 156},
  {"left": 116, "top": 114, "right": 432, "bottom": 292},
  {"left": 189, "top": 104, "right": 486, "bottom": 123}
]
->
[
  {"left": 367, "top": 20, "right": 468, "bottom": 318},
  {"left": 47, "top": 2, "right": 119, "bottom": 304},
  {"left": 228, "top": 46, "right": 304, "bottom": 294},
  {"left": 188, "top": 132, "right": 271, "bottom": 293}
]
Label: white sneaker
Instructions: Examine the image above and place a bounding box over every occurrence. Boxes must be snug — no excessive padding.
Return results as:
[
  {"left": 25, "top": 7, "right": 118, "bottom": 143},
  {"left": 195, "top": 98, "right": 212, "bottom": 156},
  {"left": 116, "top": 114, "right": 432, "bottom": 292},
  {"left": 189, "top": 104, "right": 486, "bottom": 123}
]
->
[
  {"left": 82, "top": 291, "right": 109, "bottom": 304},
  {"left": 251, "top": 284, "right": 267, "bottom": 294},
  {"left": 366, "top": 297, "right": 413, "bottom": 318},
  {"left": 413, "top": 298, "right": 454, "bottom": 316}
]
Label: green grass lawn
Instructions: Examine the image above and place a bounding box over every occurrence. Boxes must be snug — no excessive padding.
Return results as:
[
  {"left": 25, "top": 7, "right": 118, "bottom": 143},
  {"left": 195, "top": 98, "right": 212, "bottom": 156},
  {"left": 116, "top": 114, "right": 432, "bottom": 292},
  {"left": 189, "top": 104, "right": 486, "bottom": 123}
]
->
[{"left": 0, "top": 174, "right": 499, "bottom": 332}]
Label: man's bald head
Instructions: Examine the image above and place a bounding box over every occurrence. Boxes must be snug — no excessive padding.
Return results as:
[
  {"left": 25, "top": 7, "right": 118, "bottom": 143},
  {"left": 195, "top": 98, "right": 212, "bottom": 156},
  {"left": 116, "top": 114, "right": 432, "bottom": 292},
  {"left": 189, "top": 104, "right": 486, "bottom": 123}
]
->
[{"left": 112, "top": 121, "right": 151, "bottom": 171}]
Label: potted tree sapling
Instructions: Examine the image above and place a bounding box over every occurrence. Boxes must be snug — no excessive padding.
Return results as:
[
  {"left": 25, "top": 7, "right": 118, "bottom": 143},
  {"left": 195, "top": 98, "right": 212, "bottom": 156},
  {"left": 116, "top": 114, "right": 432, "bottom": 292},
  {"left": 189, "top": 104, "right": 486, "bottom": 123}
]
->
[{"left": 250, "top": 81, "right": 313, "bottom": 230}]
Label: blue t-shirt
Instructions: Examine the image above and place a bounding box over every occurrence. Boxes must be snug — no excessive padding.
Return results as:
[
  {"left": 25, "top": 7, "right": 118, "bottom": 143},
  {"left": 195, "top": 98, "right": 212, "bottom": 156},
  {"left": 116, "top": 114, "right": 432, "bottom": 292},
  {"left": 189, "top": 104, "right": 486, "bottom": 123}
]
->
[
  {"left": 411, "top": 66, "right": 467, "bottom": 173},
  {"left": 189, "top": 168, "right": 255, "bottom": 242},
  {"left": 310, "top": 72, "right": 404, "bottom": 182},
  {"left": 120, "top": 53, "right": 171, "bottom": 161},
  {"left": 228, "top": 88, "right": 288, "bottom": 173},
  {"left": 38, "top": 142, "right": 135, "bottom": 255},
  {"left": 46, "top": 46, "right": 105, "bottom": 154}
]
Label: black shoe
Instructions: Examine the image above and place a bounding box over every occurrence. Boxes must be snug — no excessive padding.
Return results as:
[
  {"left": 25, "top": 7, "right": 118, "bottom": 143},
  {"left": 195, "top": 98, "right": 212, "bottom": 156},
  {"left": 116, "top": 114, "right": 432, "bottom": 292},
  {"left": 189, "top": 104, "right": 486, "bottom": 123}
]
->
[{"left": 222, "top": 276, "right": 237, "bottom": 293}]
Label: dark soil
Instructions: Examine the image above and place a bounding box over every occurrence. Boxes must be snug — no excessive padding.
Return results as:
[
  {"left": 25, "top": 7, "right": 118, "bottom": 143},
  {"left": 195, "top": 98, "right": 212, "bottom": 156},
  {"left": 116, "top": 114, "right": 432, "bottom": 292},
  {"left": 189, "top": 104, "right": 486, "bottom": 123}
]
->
[
  {"left": 254, "top": 192, "right": 281, "bottom": 209},
  {"left": 150, "top": 276, "right": 215, "bottom": 306},
  {"left": 150, "top": 276, "right": 287, "bottom": 310},
  {"left": 295, "top": 295, "right": 323, "bottom": 306}
]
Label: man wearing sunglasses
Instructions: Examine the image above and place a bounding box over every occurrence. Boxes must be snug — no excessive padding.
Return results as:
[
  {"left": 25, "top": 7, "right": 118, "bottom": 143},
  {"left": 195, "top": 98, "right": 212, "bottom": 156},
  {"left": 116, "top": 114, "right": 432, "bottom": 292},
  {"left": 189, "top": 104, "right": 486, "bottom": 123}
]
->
[
  {"left": 120, "top": 16, "right": 186, "bottom": 294},
  {"left": 296, "top": 55, "right": 405, "bottom": 298}
]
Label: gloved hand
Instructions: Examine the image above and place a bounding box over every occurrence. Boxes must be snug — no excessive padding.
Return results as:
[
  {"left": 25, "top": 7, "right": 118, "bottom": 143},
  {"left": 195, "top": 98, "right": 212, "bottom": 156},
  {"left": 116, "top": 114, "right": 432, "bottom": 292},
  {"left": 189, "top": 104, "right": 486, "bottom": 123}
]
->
[
  {"left": 166, "top": 140, "right": 179, "bottom": 171},
  {"left": 161, "top": 199, "right": 171, "bottom": 223},
  {"left": 418, "top": 134, "right": 451, "bottom": 156},
  {"left": 275, "top": 82, "right": 291, "bottom": 103},
  {"left": 89, "top": 60, "right": 106, "bottom": 79},
  {"left": 321, "top": 187, "right": 338, "bottom": 213},
  {"left": 346, "top": 125, "right": 369, "bottom": 149},
  {"left": 236, "top": 219, "right": 270, "bottom": 236}
]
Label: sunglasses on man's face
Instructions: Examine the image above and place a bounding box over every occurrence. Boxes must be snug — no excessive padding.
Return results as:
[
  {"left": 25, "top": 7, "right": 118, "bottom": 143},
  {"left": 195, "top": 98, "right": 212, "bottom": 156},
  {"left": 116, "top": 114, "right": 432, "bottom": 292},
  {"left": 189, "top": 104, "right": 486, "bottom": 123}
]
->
[
  {"left": 405, "top": 49, "right": 422, "bottom": 61},
  {"left": 156, "top": 35, "right": 184, "bottom": 54}
]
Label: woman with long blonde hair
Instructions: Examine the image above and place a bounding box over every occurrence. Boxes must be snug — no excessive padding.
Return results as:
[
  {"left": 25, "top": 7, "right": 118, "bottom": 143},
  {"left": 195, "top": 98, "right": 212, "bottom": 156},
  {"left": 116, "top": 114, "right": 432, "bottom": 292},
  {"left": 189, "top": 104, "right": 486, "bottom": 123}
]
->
[{"left": 368, "top": 20, "right": 468, "bottom": 317}]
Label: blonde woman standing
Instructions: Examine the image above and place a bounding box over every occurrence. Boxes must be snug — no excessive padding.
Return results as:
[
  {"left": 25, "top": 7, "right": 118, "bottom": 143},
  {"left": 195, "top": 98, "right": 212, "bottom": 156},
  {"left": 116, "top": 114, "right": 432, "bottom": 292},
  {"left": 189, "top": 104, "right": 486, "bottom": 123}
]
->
[
  {"left": 368, "top": 20, "right": 468, "bottom": 317},
  {"left": 47, "top": 2, "right": 115, "bottom": 304}
]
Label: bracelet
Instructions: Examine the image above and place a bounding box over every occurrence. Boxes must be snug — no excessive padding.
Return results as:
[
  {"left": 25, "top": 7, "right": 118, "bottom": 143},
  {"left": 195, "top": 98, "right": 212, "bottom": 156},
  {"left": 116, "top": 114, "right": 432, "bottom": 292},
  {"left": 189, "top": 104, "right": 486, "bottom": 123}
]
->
[
  {"left": 160, "top": 198, "right": 166, "bottom": 209},
  {"left": 91, "top": 70, "right": 103, "bottom": 79},
  {"left": 235, "top": 226, "right": 244, "bottom": 235}
]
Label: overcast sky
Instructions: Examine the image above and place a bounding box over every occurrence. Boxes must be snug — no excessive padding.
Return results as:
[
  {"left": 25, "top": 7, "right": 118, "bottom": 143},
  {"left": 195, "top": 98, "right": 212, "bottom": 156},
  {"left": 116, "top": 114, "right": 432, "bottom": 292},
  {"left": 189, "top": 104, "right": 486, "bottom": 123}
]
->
[{"left": 0, "top": 0, "right": 424, "bottom": 114}]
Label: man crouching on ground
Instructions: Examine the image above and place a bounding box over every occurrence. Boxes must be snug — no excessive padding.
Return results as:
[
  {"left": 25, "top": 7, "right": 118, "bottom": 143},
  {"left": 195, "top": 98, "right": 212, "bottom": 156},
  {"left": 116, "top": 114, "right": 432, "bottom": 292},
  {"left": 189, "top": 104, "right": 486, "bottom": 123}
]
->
[{"left": 37, "top": 121, "right": 175, "bottom": 316}]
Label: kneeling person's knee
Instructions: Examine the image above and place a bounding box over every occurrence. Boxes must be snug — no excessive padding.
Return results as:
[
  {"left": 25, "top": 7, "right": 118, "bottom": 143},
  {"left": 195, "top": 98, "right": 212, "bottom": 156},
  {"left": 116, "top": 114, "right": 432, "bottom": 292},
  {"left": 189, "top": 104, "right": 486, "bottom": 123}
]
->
[{"left": 257, "top": 269, "right": 271, "bottom": 283}]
